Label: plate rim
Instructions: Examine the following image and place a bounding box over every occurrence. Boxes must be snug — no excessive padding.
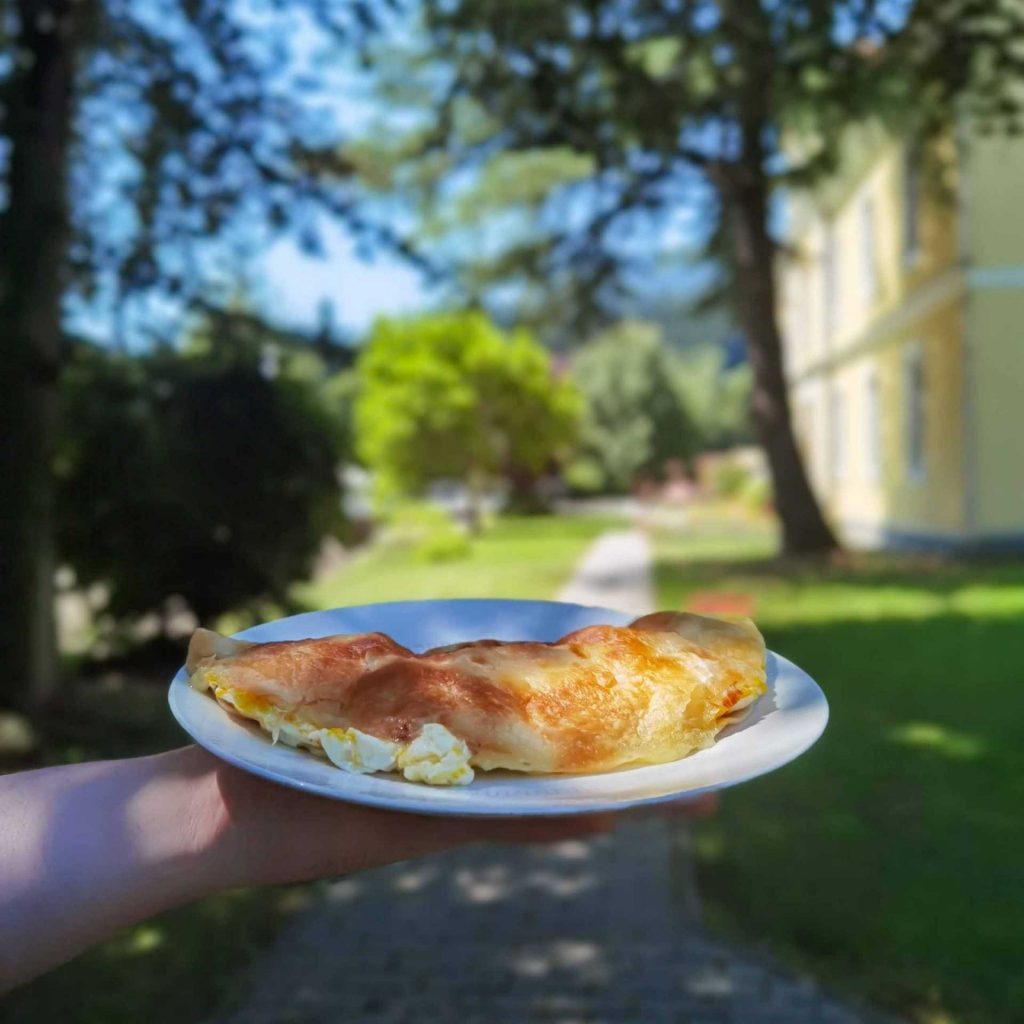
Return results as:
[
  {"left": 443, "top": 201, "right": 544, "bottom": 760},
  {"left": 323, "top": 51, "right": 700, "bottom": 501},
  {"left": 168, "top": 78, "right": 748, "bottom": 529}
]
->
[{"left": 168, "top": 599, "right": 829, "bottom": 817}]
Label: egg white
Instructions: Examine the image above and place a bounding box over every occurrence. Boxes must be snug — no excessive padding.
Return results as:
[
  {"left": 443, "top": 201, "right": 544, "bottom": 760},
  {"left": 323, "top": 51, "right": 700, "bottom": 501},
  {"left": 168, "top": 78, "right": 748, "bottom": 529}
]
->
[{"left": 202, "top": 678, "right": 474, "bottom": 785}]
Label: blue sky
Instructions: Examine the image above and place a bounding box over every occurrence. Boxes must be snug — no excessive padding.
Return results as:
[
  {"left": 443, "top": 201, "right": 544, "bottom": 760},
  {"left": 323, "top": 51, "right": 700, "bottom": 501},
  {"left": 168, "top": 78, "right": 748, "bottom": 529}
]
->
[
  {"left": 65, "top": 0, "right": 720, "bottom": 349},
  {"left": 251, "top": 8, "right": 440, "bottom": 336},
  {"left": 257, "top": 219, "right": 438, "bottom": 336},
  {"left": 66, "top": 3, "right": 441, "bottom": 348}
]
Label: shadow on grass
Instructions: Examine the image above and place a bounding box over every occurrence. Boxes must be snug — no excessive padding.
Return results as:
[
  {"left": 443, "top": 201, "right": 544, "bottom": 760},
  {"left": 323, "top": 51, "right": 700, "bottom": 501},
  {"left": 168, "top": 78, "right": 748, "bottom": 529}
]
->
[
  {"left": 2, "top": 884, "right": 313, "bottom": 1024},
  {"left": 693, "top": 613, "right": 1024, "bottom": 1024}
]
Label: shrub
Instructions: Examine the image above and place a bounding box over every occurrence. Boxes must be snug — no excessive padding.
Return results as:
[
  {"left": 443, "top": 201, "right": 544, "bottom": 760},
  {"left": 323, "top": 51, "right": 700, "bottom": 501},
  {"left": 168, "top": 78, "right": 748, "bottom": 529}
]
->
[
  {"left": 563, "top": 456, "right": 607, "bottom": 495},
  {"left": 711, "top": 459, "right": 751, "bottom": 499},
  {"left": 56, "top": 336, "right": 348, "bottom": 628}
]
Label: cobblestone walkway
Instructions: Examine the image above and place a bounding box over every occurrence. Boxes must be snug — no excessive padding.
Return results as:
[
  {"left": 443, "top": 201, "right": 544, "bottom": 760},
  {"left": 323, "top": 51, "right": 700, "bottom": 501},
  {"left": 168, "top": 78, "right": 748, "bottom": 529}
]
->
[
  {"left": 556, "top": 529, "right": 654, "bottom": 616},
  {"left": 210, "top": 531, "right": 899, "bottom": 1024}
]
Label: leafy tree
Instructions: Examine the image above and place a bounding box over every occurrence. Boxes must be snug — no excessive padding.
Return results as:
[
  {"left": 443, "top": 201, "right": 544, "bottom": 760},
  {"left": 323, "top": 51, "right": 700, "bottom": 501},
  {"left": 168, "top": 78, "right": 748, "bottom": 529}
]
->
[
  {"left": 355, "top": 311, "right": 580, "bottom": 523},
  {"left": 674, "top": 344, "right": 753, "bottom": 452},
  {"left": 55, "top": 317, "right": 347, "bottom": 631},
  {"left": 569, "top": 321, "right": 700, "bottom": 493},
  {"left": 360, "top": 0, "right": 1024, "bottom": 556},
  {"left": 0, "top": 0, "right": 398, "bottom": 706}
]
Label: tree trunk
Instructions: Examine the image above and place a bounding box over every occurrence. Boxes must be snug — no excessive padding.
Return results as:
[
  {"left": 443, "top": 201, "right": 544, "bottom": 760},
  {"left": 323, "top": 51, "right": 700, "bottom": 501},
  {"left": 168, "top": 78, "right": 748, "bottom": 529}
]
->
[
  {"left": 0, "top": 1, "right": 79, "bottom": 710},
  {"left": 505, "top": 465, "right": 548, "bottom": 514},
  {"left": 723, "top": 176, "right": 838, "bottom": 556},
  {"left": 713, "top": 8, "right": 839, "bottom": 559},
  {"left": 712, "top": 0, "right": 838, "bottom": 558}
]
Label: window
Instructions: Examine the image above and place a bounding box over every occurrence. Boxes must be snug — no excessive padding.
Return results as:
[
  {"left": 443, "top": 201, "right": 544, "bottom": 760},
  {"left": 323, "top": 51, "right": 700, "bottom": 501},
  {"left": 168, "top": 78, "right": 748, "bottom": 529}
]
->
[
  {"left": 904, "top": 346, "right": 926, "bottom": 480},
  {"left": 903, "top": 143, "right": 921, "bottom": 266},
  {"left": 831, "top": 386, "right": 846, "bottom": 482},
  {"left": 804, "top": 264, "right": 817, "bottom": 358},
  {"left": 866, "top": 370, "right": 882, "bottom": 483},
  {"left": 784, "top": 271, "right": 803, "bottom": 367},
  {"left": 860, "top": 195, "right": 878, "bottom": 306},
  {"left": 823, "top": 222, "right": 839, "bottom": 342}
]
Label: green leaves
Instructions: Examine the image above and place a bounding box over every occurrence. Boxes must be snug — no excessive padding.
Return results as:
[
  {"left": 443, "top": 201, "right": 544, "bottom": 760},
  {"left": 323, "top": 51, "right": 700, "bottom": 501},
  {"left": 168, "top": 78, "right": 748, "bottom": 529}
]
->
[
  {"left": 354, "top": 310, "right": 581, "bottom": 498},
  {"left": 453, "top": 148, "right": 595, "bottom": 222},
  {"left": 55, "top": 317, "right": 350, "bottom": 626},
  {"left": 569, "top": 321, "right": 701, "bottom": 493}
]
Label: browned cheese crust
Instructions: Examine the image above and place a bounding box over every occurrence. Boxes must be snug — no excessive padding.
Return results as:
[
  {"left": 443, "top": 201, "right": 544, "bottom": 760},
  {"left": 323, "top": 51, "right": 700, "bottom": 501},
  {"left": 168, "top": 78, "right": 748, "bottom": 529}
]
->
[{"left": 186, "top": 610, "right": 767, "bottom": 774}]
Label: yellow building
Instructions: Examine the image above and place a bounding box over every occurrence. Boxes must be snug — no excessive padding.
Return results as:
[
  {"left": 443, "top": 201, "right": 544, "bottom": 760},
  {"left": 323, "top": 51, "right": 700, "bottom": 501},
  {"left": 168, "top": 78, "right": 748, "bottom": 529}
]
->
[{"left": 779, "top": 121, "right": 1024, "bottom": 550}]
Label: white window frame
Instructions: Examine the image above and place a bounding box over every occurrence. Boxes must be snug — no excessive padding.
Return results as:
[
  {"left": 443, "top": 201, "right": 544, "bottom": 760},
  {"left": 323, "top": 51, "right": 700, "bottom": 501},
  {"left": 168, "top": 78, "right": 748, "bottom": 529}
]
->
[
  {"left": 904, "top": 344, "right": 926, "bottom": 482},
  {"left": 804, "top": 261, "right": 817, "bottom": 360},
  {"left": 823, "top": 222, "right": 839, "bottom": 343},
  {"left": 865, "top": 369, "right": 882, "bottom": 484},
  {"left": 860, "top": 193, "right": 879, "bottom": 307},
  {"left": 831, "top": 384, "right": 846, "bottom": 483},
  {"left": 784, "top": 269, "right": 803, "bottom": 371}
]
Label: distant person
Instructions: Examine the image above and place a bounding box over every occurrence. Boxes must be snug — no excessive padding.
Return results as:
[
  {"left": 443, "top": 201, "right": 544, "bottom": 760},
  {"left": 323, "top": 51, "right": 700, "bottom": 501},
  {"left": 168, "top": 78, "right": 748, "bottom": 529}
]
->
[{"left": 0, "top": 746, "right": 713, "bottom": 990}]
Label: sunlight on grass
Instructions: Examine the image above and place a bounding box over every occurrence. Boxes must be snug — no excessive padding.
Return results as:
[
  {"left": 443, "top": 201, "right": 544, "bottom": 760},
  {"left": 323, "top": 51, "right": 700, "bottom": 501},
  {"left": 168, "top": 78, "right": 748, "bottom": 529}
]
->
[
  {"left": 295, "top": 515, "right": 624, "bottom": 610},
  {"left": 653, "top": 519, "right": 1024, "bottom": 1024},
  {"left": 654, "top": 520, "right": 1024, "bottom": 627},
  {"left": 888, "top": 722, "right": 988, "bottom": 761},
  {"left": 122, "top": 925, "right": 165, "bottom": 955},
  {"left": 5, "top": 885, "right": 308, "bottom": 1024}
]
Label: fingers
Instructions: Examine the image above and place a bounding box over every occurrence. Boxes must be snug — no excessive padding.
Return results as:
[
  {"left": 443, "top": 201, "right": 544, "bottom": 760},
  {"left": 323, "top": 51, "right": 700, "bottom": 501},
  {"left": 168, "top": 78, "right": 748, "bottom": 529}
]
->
[{"left": 209, "top": 746, "right": 720, "bottom": 887}]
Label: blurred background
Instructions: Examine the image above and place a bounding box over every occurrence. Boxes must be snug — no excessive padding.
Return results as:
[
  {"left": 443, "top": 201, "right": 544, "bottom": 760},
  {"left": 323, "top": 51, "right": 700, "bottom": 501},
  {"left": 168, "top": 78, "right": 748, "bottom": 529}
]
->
[{"left": 2, "top": 1, "right": 1023, "bottom": 1023}]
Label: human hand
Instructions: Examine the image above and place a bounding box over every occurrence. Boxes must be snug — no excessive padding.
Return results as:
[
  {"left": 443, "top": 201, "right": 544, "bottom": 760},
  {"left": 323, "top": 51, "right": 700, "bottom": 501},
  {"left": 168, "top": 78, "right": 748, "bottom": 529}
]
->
[
  {"left": 191, "top": 746, "right": 718, "bottom": 888},
  {"left": 0, "top": 744, "right": 716, "bottom": 990}
]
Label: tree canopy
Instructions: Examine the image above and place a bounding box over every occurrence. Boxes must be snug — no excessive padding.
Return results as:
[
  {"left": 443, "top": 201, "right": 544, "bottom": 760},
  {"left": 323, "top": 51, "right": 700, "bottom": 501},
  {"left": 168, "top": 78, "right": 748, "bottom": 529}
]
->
[
  {"left": 366, "top": 0, "right": 1023, "bottom": 324},
  {"left": 355, "top": 311, "right": 581, "bottom": 511},
  {"left": 0, "top": 0, "right": 408, "bottom": 704},
  {"left": 352, "top": 0, "right": 1024, "bottom": 554},
  {"left": 570, "top": 321, "right": 700, "bottom": 493}
]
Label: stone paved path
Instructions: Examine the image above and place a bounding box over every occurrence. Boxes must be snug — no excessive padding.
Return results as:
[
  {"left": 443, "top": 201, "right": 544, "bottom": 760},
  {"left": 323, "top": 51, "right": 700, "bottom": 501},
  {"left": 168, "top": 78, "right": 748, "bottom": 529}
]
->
[
  {"left": 210, "top": 530, "right": 899, "bottom": 1024},
  {"left": 557, "top": 529, "right": 654, "bottom": 616}
]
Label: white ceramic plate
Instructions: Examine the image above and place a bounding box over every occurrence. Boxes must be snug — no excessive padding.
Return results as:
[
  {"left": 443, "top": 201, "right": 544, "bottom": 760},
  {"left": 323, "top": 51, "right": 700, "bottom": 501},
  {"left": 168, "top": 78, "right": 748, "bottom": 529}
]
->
[{"left": 168, "top": 599, "right": 828, "bottom": 817}]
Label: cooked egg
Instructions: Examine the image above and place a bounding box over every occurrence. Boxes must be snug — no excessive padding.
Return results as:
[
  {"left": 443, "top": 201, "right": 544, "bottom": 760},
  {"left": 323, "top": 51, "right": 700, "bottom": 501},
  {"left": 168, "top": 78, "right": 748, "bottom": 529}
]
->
[
  {"left": 201, "top": 677, "right": 473, "bottom": 786},
  {"left": 396, "top": 723, "right": 475, "bottom": 786},
  {"left": 320, "top": 728, "right": 400, "bottom": 774},
  {"left": 212, "top": 685, "right": 319, "bottom": 748}
]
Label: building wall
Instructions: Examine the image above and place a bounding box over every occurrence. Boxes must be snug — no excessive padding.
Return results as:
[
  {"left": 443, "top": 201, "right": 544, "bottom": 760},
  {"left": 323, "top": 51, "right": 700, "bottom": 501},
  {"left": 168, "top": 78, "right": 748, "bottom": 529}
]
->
[
  {"left": 791, "top": 294, "right": 966, "bottom": 545},
  {"left": 779, "top": 128, "right": 968, "bottom": 547},
  {"left": 965, "top": 288, "right": 1024, "bottom": 535},
  {"left": 780, "top": 123, "right": 1024, "bottom": 549},
  {"left": 962, "top": 133, "right": 1024, "bottom": 270},
  {"left": 875, "top": 292, "right": 966, "bottom": 537},
  {"left": 961, "top": 132, "right": 1024, "bottom": 539}
]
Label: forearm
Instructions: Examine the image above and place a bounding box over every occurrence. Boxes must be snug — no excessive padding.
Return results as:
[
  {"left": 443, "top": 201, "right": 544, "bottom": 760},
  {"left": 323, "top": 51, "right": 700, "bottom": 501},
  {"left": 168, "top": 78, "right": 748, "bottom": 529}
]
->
[
  {"left": 0, "top": 745, "right": 596, "bottom": 989},
  {"left": 0, "top": 747, "right": 233, "bottom": 990},
  {"left": 0, "top": 744, "right": 674, "bottom": 990}
]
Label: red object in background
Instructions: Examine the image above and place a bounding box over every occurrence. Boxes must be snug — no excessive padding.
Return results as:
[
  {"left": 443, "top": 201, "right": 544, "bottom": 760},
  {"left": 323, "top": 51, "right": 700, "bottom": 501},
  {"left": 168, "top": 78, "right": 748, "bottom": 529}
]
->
[{"left": 685, "top": 592, "right": 757, "bottom": 618}]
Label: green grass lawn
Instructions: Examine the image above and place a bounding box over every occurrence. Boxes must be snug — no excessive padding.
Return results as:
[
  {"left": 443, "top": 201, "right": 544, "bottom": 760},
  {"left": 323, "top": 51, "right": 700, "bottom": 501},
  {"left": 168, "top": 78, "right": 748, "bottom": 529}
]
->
[
  {"left": 653, "top": 516, "right": 1024, "bottom": 1024},
  {"left": 295, "top": 513, "right": 625, "bottom": 609},
  {"left": 4, "top": 513, "right": 616, "bottom": 1024}
]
